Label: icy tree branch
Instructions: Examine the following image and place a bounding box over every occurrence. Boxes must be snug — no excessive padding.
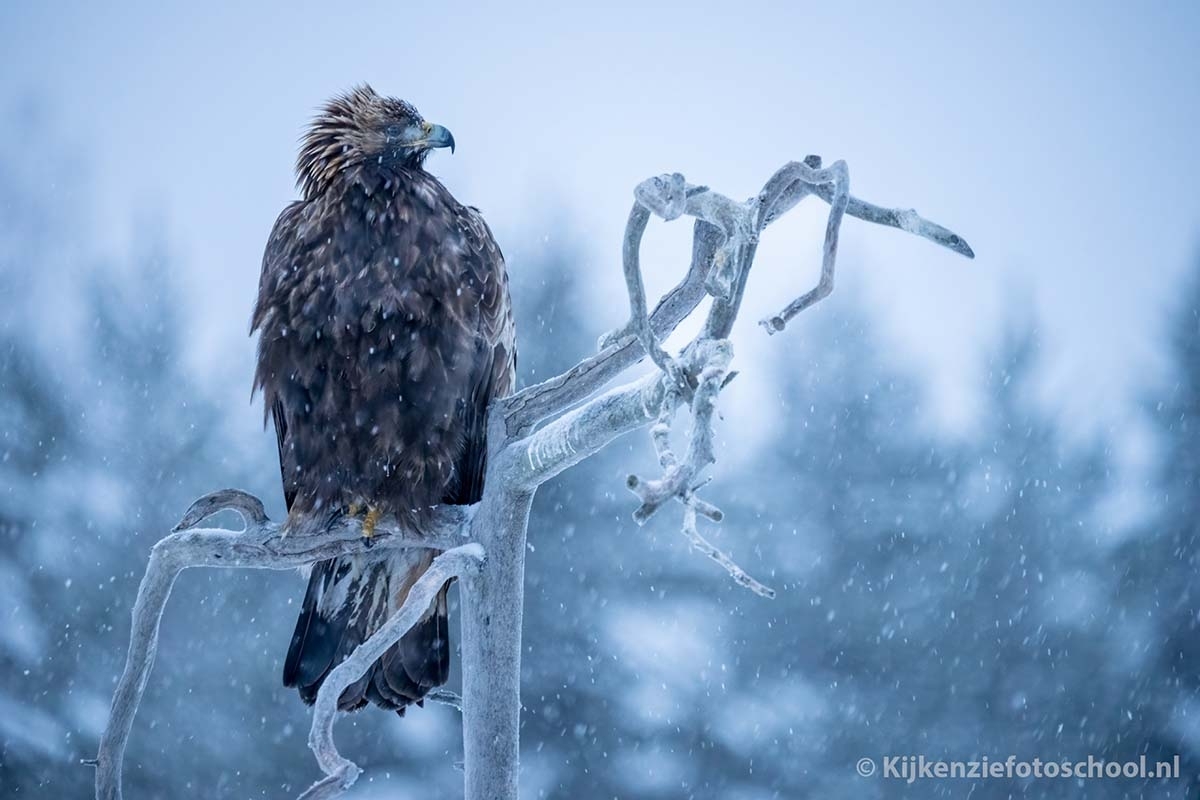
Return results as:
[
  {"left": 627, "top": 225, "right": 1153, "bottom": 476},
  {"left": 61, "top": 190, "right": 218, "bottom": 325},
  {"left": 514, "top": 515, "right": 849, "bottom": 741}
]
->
[
  {"left": 757, "top": 158, "right": 850, "bottom": 334},
  {"left": 300, "top": 544, "right": 485, "bottom": 800},
  {"left": 97, "top": 155, "right": 972, "bottom": 800},
  {"left": 626, "top": 338, "right": 732, "bottom": 522},
  {"left": 94, "top": 490, "right": 471, "bottom": 800},
  {"left": 679, "top": 490, "right": 774, "bottom": 598}
]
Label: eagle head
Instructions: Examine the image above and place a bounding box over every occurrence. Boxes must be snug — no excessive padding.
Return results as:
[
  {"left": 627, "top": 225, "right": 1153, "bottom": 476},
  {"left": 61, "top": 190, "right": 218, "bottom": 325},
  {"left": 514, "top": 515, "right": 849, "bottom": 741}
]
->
[{"left": 296, "top": 84, "right": 455, "bottom": 198}]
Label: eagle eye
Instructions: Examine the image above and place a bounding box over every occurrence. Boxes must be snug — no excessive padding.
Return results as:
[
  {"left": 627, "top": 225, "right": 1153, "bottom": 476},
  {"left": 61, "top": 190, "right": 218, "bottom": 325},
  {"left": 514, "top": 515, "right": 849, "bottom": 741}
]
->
[{"left": 384, "top": 124, "right": 405, "bottom": 144}]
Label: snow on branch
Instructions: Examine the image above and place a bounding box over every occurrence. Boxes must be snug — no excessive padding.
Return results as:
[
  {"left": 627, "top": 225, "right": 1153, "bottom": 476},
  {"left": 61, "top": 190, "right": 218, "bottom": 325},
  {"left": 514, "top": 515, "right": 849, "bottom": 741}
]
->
[
  {"left": 545, "top": 158, "right": 971, "bottom": 599},
  {"left": 94, "top": 490, "right": 472, "bottom": 800},
  {"left": 96, "top": 155, "right": 971, "bottom": 800},
  {"left": 501, "top": 156, "right": 971, "bottom": 443},
  {"left": 625, "top": 338, "right": 732, "bottom": 524},
  {"left": 300, "top": 544, "right": 485, "bottom": 800}
]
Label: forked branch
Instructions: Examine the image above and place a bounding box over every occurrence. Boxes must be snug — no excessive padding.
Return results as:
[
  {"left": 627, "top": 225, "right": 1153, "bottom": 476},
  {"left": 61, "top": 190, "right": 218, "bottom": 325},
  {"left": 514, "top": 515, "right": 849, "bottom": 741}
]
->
[
  {"left": 598, "top": 156, "right": 970, "bottom": 598},
  {"left": 94, "top": 490, "right": 471, "bottom": 800}
]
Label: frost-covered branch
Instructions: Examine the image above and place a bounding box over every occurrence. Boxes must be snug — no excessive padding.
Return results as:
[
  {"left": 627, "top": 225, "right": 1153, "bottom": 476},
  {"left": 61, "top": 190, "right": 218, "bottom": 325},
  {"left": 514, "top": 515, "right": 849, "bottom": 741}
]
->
[
  {"left": 560, "top": 157, "right": 970, "bottom": 600},
  {"left": 757, "top": 155, "right": 975, "bottom": 258},
  {"left": 97, "top": 154, "right": 972, "bottom": 800},
  {"left": 94, "top": 490, "right": 471, "bottom": 800},
  {"left": 679, "top": 490, "right": 774, "bottom": 598},
  {"left": 757, "top": 158, "right": 849, "bottom": 334},
  {"left": 300, "top": 544, "right": 485, "bottom": 800},
  {"left": 510, "top": 370, "right": 666, "bottom": 487},
  {"left": 626, "top": 338, "right": 732, "bottom": 523}
]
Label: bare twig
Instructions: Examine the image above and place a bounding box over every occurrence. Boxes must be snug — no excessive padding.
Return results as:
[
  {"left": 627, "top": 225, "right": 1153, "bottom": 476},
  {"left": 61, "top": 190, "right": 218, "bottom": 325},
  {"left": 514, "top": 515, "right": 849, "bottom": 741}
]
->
[
  {"left": 301, "top": 544, "right": 485, "bottom": 800},
  {"left": 680, "top": 493, "right": 775, "bottom": 598},
  {"left": 427, "top": 689, "right": 464, "bottom": 712},
  {"left": 826, "top": 187, "right": 975, "bottom": 258},
  {"left": 595, "top": 218, "right": 717, "bottom": 354},
  {"left": 626, "top": 339, "right": 732, "bottom": 523},
  {"left": 758, "top": 159, "right": 850, "bottom": 334},
  {"left": 759, "top": 156, "right": 975, "bottom": 259},
  {"left": 618, "top": 201, "right": 673, "bottom": 372},
  {"left": 621, "top": 338, "right": 773, "bottom": 594}
]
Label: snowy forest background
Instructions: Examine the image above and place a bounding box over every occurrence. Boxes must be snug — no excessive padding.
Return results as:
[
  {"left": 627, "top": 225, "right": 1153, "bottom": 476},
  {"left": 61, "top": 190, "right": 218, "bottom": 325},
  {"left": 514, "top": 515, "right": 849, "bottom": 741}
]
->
[{"left": 3, "top": 98, "right": 1200, "bottom": 800}]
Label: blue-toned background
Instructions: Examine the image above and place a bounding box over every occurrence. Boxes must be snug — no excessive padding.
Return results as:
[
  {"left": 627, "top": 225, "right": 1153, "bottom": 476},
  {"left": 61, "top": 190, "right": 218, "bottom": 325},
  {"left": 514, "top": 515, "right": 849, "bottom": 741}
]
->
[{"left": 1, "top": 2, "right": 1198, "bottom": 797}]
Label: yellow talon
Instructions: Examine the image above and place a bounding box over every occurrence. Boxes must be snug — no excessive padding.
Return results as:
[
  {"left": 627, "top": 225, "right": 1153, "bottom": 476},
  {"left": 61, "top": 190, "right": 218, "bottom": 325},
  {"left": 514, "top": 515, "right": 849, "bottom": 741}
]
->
[
  {"left": 347, "top": 502, "right": 361, "bottom": 518},
  {"left": 362, "top": 506, "right": 381, "bottom": 539}
]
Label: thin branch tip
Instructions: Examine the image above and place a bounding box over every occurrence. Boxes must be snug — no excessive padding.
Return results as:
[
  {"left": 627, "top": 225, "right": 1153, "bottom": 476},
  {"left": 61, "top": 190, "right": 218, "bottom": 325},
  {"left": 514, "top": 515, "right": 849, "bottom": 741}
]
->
[
  {"left": 759, "top": 315, "right": 785, "bottom": 335},
  {"left": 296, "top": 764, "right": 361, "bottom": 800},
  {"left": 427, "top": 689, "right": 464, "bottom": 712},
  {"left": 172, "top": 487, "right": 269, "bottom": 531}
]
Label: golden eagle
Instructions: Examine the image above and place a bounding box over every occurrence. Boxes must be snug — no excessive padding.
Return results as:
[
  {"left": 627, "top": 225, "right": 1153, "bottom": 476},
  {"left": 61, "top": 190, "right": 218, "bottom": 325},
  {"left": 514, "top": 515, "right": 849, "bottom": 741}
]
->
[{"left": 251, "top": 86, "right": 515, "bottom": 713}]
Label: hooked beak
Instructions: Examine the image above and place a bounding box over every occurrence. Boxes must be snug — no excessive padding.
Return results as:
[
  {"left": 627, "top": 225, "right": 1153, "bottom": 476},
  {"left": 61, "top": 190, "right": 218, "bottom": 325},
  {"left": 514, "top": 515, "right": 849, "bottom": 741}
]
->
[{"left": 420, "top": 121, "right": 456, "bottom": 153}]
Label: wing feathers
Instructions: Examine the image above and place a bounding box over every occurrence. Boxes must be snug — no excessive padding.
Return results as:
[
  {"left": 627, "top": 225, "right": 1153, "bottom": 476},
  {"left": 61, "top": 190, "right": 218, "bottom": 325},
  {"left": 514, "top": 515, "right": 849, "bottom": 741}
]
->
[{"left": 259, "top": 163, "right": 513, "bottom": 713}]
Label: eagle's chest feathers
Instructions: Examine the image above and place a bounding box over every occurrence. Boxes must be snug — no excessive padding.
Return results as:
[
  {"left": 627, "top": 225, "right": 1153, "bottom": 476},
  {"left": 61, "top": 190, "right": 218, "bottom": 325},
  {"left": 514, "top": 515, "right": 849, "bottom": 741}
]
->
[
  {"left": 257, "top": 167, "right": 492, "bottom": 512},
  {"left": 288, "top": 173, "right": 478, "bottom": 358}
]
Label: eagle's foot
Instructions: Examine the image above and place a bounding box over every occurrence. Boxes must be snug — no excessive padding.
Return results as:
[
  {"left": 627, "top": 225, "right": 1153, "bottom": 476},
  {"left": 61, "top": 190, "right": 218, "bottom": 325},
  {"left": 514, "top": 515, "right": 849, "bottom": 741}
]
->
[{"left": 361, "top": 506, "right": 382, "bottom": 541}]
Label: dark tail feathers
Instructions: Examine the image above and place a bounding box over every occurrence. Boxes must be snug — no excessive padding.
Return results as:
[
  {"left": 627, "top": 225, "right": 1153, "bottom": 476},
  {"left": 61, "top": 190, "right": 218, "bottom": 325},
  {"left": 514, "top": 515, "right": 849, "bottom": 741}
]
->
[{"left": 283, "top": 550, "right": 450, "bottom": 713}]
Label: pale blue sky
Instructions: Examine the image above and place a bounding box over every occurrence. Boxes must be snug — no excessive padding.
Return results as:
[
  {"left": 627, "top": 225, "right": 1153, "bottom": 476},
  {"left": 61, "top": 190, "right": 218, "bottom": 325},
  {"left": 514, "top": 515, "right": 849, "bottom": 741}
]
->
[{"left": 2, "top": 1, "right": 1198, "bottom": 445}]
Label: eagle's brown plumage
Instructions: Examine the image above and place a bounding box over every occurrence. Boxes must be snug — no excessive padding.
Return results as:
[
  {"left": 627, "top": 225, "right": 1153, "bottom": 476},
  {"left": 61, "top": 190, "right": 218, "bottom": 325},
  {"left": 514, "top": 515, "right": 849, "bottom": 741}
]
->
[{"left": 251, "top": 86, "right": 515, "bottom": 713}]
